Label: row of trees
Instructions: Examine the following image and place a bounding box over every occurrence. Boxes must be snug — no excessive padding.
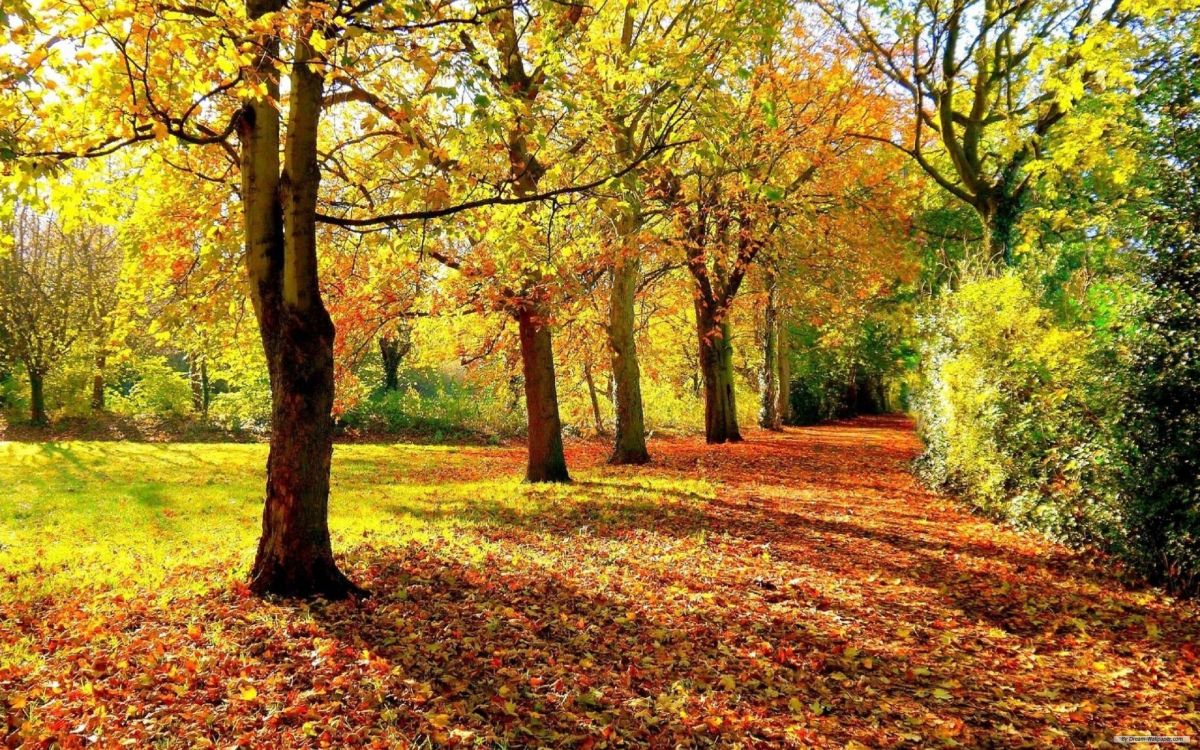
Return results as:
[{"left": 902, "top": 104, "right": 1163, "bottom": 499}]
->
[
  {"left": 1, "top": 0, "right": 915, "bottom": 597},
  {"left": 3, "top": 0, "right": 1192, "bottom": 596}
]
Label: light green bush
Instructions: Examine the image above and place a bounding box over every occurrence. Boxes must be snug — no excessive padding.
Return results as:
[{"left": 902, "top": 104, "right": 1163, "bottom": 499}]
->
[
  {"left": 207, "top": 375, "right": 272, "bottom": 433},
  {"left": 914, "top": 273, "right": 1127, "bottom": 547},
  {"left": 108, "top": 358, "right": 194, "bottom": 418}
]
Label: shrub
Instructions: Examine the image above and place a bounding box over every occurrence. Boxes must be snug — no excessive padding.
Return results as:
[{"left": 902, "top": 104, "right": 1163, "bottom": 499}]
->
[
  {"left": 341, "top": 375, "right": 524, "bottom": 439},
  {"left": 108, "top": 359, "right": 194, "bottom": 418},
  {"left": 1121, "top": 231, "right": 1200, "bottom": 594},
  {"left": 207, "top": 376, "right": 272, "bottom": 434},
  {"left": 914, "top": 273, "right": 1127, "bottom": 547}
]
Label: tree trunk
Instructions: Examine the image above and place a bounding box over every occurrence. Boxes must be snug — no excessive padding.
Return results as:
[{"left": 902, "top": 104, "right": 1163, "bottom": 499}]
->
[
  {"left": 189, "top": 353, "right": 203, "bottom": 413},
  {"left": 28, "top": 368, "right": 46, "bottom": 425},
  {"left": 978, "top": 174, "right": 1024, "bottom": 267},
  {"left": 760, "top": 273, "right": 781, "bottom": 430},
  {"left": 379, "top": 336, "right": 402, "bottom": 391},
  {"left": 241, "top": 4, "right": 359, "bottom": 599},
  {"left": 776, "top": 318, "right": 791, "bottom": 425},
  {"left": 91, "top": 352, "right": 106, "bottom": 412},
  {"left": 696, "top": 301, "right": 741, "bottom": 443},
  {"left": 583, "top": 358, "right": 607, "bottom": 437},
  {"left": 517, "top": 304, "right": 570, "bottom": 483},
  {"left": 607, "top": 255, "right": 650, "bottom": 464}
]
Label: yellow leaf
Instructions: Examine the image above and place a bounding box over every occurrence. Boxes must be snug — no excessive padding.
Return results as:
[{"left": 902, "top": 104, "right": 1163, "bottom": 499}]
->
[
  {"left": 239, "top": 686, "right": 258, "bottom": 701},
  {"left": 309, "top": 30, "right": 327, "bottom": 54},
  {"left": 428, "top": 713, "right": 451, "bottom": 728}
]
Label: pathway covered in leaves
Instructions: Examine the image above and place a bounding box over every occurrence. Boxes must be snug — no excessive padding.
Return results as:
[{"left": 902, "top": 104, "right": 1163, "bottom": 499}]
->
[{"left": 3, "top": 416, "right": 1198, "bottom": 748}]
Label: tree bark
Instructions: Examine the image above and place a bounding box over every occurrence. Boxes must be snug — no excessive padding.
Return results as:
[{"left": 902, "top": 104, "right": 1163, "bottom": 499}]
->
[
  {"left": 696, "top": 301, "right": 741, "bottom": 443},
  {"left": 760, "top": 272, "right": 781, "bottom": 430},
  {"left": 607, "top": 255, "right": 650, "bottom": 464},
  {"left": 28, "top": 368, "right": 46, "bottom": 425},
  {"left": 240, "top": 2, "right": 359, "bottom": 599},
  {"left": 91, "top": 352, "right": 106, "bottom": 412},
  {"left": 517, "top": 304, "right": 570, "bottom": 483},
  {"left": 583, "top": 358, "right": 607, "bottom": 437},
  {"left": 776, "top": 317, "right": 791, "bottom": 425},
  {"left": 379, "top": 337, "right": 401, "bottom": 391},
  {"left": 189, "top": 354, "right": 209, "bottom": 416}
]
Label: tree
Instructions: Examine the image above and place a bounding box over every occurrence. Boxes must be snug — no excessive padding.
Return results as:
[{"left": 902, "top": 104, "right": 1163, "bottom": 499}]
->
[
  {"left": 817, "top": 0, "right": 1145, "bottom": 264},
  {"left": 5, "top": 0, "right": 675, "bottom": 595},
  {"left": 378, "top": 326, "right": 412, "bottom": 392},
  {"left": 0, "top": 206, "right": 116, "bottom": 424},
  {"left": 1123, "top": 21, "right": 1200, "bottom": 592},
  {"left": 662, "top": 21, "right": 905, "bottom": 443},
  {"left": 574, "top": 0, "right": 771, "bottom": 463}
]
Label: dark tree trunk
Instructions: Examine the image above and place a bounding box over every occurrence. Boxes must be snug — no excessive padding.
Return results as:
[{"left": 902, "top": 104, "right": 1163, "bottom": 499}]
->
[
  {"left": 28, "top": 368, "right": 46, "bottom": 425},
  {"left": 607, "top": 256, "right": 650, "bottom": 464},
  {"left": 240, "top": 2, "right": 359, "bottom": 599},
  {"left": 250, "top": 304, "right": 356, "bottom": 598},
  {"left": 978, "top": 166, "right": 1025, "bottom": 267},
  {"left": 91, "top": 352, "right": 106, "bottom": 412},
  {"left": 696, "top": 301, "right": 741, "bottom": 444},
  {"left": 517, "top": 305, "right": 570, "bottom": 483},
  {"left": 379, "top": 336, "right": 403, "bottom": 391}
]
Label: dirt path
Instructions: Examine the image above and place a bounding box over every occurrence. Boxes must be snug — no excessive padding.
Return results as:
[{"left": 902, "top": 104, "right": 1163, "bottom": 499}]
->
[{"left": 3, "top": 416, "right": 1197, "bottom": 748}]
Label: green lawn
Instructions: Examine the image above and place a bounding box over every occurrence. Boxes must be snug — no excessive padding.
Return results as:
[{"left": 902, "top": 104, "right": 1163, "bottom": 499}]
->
[{"left": 0, "top": 440, "right": 710, "bottom": 599}]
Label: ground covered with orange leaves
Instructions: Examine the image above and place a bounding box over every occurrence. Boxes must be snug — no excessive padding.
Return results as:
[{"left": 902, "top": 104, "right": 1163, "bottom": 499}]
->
[{"left": 2, "top": 416, "right": 1198, "bottom": 748}]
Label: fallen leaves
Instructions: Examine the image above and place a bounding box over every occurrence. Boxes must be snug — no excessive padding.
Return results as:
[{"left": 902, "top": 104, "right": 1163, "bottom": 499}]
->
[{"left": 1, "top": 416, "right": 1199, "bottom": 748}]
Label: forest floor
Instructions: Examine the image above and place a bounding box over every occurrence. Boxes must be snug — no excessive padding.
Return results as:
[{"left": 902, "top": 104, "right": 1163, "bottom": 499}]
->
[{"left": 1, "top": 416, "right": 1198, "bottom": 748}]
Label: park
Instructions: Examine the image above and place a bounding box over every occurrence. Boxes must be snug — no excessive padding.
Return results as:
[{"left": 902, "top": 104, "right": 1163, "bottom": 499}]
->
[{"left": 1, "top": 0, "right": 1198, "bottom": 746}]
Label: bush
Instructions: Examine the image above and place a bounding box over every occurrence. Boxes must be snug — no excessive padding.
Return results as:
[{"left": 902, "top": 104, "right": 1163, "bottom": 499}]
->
[
  {"left": 108, "top": 359, "right": 194, "bottom": 418},
  {"left": 914, "top": 273, "right": 1128, "bottom": 547},
  {"left": 341, "top": 375, "right": 524, "bottom": 439},
  {"left": 207, "top": 376, "right": 272, "bottom": 434},
  {"left": 1120, "top": 231, "right": 1200, "bottom": 594}
]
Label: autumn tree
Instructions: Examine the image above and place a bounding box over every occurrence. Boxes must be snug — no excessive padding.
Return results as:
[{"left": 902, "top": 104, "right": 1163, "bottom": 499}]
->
[
  {"left": 663, "top": 23, "right": 905, "bottom": 443},
  {"left": 3, "top": 0, "right": 683, "bottom": 594},
  {"left": 0, "top": 206, "right": 117, "bottom": 424},
  {"left": 571, "top": 0, "right": 778, "bottom": 463},
  {"left": 816, "top": 0, "right": 1150, "bottom": 264}
]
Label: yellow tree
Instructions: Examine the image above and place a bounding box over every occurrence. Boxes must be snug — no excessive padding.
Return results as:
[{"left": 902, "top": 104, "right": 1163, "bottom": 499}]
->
[
  {"left": 815, "top": 0, "right": 1160, "bottom": 263},
  {"left": 2, "top": 0, "right": 677, "bottom": 596}
]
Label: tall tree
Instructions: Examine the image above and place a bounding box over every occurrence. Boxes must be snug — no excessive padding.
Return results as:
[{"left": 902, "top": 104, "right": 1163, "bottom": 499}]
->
[
  {"left": 576, "top": 0, "right": 764, "bottom": 463},
  {"left": 816, "top": 0, "right": 1146, "bottom": 264},
  {"left": 0, "top": 206, "right": 115, "bottom": 424},
  {"left": 4, "top": 0, "right": 671, "bottom": 595}
]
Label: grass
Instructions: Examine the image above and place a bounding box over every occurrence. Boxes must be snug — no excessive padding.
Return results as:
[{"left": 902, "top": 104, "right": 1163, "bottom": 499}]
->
[{"left": 0, "top": 439, "right": 710, "bottom": 598}]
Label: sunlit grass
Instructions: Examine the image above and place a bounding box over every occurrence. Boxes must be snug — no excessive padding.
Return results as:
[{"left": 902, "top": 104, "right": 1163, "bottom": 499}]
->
[{"left": 0, "top": 440, "right": 714, "bottom": 599}]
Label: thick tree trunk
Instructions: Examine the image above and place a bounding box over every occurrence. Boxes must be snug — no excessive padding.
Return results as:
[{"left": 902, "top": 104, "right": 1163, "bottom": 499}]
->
[
  {"left": 978, "top": 174, "right": 1024, "bottom": 267},
  {"left": 91, "top": 352, "right": 105, "bottom": 412},
  {"left": 607, "top": 256, "right": 650, "bottom": 464},
  {"left": 28, "top": 368, "right": 46, "bottom": 425},
  {"left": 240, "top": 3, "right": 359, "bottom": 599},
  {"left": 760, "top": 274, "right": 781, "bottom": 430},
  {"left": 251, "top": 304, "right": 354, "bottom": 597},
  {"left": 517, "top": 305, "right": 570, "bottom": 483},
  {"left": 583, "top": 359, "right": 607, "bottom": 437},
  {"left": 696, "top": 302, "right": 741, "bottom": 444}
]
